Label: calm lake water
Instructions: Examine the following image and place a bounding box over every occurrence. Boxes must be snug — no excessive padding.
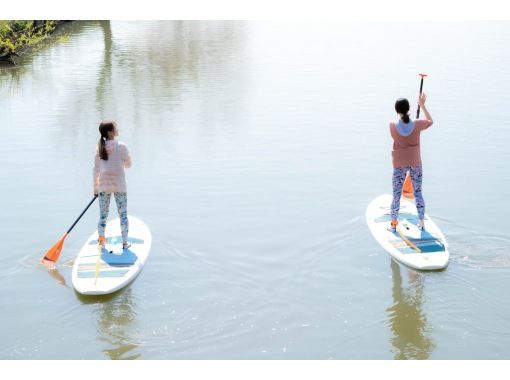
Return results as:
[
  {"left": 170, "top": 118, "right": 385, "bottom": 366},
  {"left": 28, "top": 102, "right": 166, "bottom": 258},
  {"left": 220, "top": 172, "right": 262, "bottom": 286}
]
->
[{"left": 1, "top": 21, "right": 509, "bottom": 360}]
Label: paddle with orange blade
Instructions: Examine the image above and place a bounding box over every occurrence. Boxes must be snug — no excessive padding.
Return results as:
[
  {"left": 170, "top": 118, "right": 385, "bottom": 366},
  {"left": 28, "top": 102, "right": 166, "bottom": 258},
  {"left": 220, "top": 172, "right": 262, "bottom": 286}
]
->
[
  {"left": 403, "top": 73, "right": 428, "bottom": 199},
  {"left": 41, "top": 195, "right": 98, "bottom": 267},
  {"left": 416, "top": 73, "right": 428, "bottom": 118}
]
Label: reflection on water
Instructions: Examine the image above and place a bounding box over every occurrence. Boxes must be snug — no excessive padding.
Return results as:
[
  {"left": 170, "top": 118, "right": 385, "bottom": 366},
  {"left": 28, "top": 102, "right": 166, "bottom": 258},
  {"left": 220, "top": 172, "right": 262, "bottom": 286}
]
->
[
  {"left": 77, "top": 288, "right": 140, "bottom": 360},
  {"left": 95, "top": 21, "right": 113, "bottom": 114},
  {"left": 1, "top": 20, "right": 510, "bottom": 359},
  {"left": 387, "top": 260, "right": 435, "bottom": 359},
  {"left": 46, "top": 266, "right": 68, "bottom": 287}
]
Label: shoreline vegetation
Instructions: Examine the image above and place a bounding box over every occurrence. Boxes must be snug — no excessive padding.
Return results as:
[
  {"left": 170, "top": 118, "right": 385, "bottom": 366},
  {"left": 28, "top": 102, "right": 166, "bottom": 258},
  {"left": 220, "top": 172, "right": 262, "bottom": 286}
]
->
[{"left": 0, "top": 20, "right": 69, "bottom": 65}]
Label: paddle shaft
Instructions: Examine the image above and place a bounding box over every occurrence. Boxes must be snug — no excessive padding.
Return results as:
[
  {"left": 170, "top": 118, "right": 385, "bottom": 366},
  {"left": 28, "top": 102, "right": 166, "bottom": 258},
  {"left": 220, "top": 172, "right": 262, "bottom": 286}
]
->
[
  {"left": 66, "top": 195, "right": 98, "bottom": 234},
  {"left": 416, "top": 76, "right": 425, "bottom": 118}
]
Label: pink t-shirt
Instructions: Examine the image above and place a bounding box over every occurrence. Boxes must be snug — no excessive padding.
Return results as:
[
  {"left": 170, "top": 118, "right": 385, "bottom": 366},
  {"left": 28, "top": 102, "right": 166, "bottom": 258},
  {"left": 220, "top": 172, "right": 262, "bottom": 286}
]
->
[
  {"left": 390, "top": 119, "right": 432, "bottom": 168},
  {"left": 93, "top": 140, "right": 132, "bottom": 193}
]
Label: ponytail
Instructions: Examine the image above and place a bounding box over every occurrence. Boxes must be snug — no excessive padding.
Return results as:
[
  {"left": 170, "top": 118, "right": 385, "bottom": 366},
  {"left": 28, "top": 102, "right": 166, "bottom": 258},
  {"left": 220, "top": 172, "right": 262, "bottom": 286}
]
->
[
  {"left": 395, "top": 98, "right": 411, "bottom": 124},
  {"left": 98, "top": 136, "right": 108, "bottom": 160},
  {"left": 98, "top": 121, "right": 115, "bottom": 160}
]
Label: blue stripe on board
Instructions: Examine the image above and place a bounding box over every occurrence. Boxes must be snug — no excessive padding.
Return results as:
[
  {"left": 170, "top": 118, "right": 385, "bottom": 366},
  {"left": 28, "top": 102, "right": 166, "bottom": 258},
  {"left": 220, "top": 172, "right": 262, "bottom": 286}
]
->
[
  {"left": 394, "top": 244, "right": 446, "bottom": 255},
  {"left": 392, "top": 240, "right": 441, "bottom": 248},
  {"left": 88, "top": 236, "right": 145, "bottom": 245},
  {"left": 390, "top": 237, "right": 446, "bottom": 254},
  {"left": 374, "top": 213, "right": 427, "bottom": 223},
  {"left": 78, "top": 264, "right": 108, "bottom": 269},
  {"left": 77, "top": 263, "right": 133, "bottom": 271},
  {"left": 77, "top": 270, "right": 129, "bottom": 278},
  {"left": 80, "top": 254, "right": 99, "bottom": 259}
]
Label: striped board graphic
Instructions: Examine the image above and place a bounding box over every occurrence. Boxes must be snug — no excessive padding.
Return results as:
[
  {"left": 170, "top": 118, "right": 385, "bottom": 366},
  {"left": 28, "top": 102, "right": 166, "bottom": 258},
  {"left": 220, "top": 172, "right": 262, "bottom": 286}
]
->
[
  {"left": 77, "top": 270, "right": 129, "bottom": 278},
  {"left": 366, "top": 194, "right": 449, "bottom": 270},
  {"left": 72, "top": 215, "right": 151, "bottom": 295}
]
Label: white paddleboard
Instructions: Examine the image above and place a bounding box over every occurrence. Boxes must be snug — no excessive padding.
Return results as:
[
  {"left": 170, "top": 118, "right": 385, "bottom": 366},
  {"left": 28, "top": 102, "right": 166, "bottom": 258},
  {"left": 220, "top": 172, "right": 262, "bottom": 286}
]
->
[
  {"left": 366, "top": 194, "right": 449, "bottom": 270},
  {"left": 72, "top": 215, "right": 151, "bottom": 295}
]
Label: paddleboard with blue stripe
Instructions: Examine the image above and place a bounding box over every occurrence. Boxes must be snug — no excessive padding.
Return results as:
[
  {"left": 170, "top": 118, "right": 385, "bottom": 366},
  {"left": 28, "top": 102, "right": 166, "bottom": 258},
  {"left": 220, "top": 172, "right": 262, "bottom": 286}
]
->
[
  {"left": 366, "top": 194, "right": 449, "bottom": 270},
  {"left": 72, "top": 215, "right": 151, "bottom": 295}
]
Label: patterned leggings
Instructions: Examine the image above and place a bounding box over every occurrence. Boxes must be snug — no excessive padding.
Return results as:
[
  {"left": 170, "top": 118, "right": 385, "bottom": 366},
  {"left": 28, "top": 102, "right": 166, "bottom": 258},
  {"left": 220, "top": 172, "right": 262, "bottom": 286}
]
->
[
  {"left": 98, "top": 192, "right": 129, "bottom": 243},
  {"left": 391, "top": 166, "right": 425, "bottom": 221}
]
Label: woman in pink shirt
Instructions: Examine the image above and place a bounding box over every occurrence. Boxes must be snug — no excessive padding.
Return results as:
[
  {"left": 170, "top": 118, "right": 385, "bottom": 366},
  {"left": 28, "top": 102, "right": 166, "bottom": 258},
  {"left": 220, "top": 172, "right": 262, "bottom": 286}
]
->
[
  {"left": 93, "top": 120, "right": 132, "bottom": 248},
  {"left": 389, "top": 94, "right": 433, "bottom": 232}
]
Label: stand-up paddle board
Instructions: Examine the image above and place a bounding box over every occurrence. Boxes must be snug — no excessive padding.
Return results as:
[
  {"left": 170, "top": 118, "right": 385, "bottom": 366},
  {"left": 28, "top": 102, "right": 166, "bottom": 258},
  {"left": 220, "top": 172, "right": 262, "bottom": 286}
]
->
[
  {"left": 72, "top": 216, "right": 151, "bottom": 295},
  {"left": 366, "top": 194, "right": 449, "bottom": 270}
]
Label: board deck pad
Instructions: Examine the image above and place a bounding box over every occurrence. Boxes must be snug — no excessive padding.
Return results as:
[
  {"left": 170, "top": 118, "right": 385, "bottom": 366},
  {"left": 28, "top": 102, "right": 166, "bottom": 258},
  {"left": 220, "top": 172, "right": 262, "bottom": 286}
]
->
[
  {"left": 366, "top": 194, "right": 449, "bottom": 270},
  {"left": 72, "top": 215, "right": 151, "bottom": 295}
]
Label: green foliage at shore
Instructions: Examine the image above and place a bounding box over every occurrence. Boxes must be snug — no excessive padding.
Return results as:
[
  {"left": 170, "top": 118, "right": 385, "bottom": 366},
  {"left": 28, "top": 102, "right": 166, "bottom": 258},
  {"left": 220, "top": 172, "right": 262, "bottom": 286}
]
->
[{"left": 0, "top": 20, "right": 59, "bottom": 61}]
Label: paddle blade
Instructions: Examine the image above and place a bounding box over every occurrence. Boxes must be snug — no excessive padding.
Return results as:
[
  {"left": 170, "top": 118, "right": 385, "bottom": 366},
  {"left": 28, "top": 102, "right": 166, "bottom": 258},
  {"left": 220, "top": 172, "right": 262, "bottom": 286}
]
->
[
  {"left": 402, "top": 173, "right": 415, "bottom": 200},
  {"left": 42, "top": 233, "right": 68, "bottom": 266}
]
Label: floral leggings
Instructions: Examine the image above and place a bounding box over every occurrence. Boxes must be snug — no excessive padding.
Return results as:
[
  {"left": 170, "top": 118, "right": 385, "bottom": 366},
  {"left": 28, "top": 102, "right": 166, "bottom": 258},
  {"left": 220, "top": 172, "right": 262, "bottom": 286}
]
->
[
  {"left": 391, "top": 166, "right": 425, "bottom": 221},
  {"left": 98, "top": 192, "right": 129, "bottom": 243}
]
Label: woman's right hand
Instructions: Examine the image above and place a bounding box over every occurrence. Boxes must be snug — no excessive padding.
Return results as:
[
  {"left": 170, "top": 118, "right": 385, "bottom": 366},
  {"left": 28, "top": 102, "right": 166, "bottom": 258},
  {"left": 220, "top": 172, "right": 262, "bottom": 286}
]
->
[
  {"left": 417, "top": 93, "right": 433, "bottom": 124},
  {"left": 418, "top": 93, "right": 427, "bottom": 107}
]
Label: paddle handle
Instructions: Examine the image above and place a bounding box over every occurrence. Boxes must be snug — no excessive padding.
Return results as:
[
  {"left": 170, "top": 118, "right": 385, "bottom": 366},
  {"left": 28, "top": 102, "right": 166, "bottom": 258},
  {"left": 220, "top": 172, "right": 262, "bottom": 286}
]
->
[
  {"left": 416, "top": 74, "right": 427, "bottom": 118},
  {"left": 66, "top": 195, "right": 98, "bottom": 234}
]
